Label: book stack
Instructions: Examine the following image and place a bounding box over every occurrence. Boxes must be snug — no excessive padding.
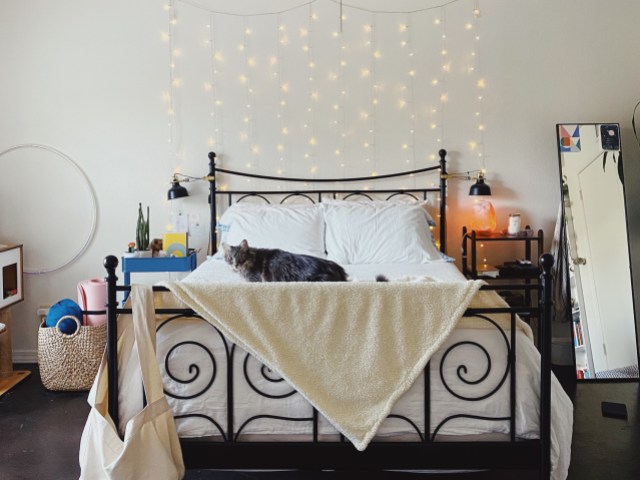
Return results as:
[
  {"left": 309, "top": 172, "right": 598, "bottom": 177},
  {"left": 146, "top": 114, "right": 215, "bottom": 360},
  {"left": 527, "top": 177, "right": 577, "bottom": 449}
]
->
[
  {"left": 572, "top": 318, "right": 585, "bottom": 347},
  {"left": 497, "top": 261, "right": 541, "bottom": 278}
]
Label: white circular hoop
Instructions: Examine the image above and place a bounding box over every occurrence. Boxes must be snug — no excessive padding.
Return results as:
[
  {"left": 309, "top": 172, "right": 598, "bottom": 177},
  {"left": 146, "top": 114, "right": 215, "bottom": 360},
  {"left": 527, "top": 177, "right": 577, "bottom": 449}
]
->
[{"left": 0, "top": 144, "right": 98, "bottom": 274}]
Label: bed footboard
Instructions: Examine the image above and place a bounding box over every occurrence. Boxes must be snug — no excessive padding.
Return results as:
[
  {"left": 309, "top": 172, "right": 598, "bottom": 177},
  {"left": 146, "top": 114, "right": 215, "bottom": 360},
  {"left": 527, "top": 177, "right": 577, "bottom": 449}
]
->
[{"left": 103, "top": 254, "right": 554, "bottom": 479}]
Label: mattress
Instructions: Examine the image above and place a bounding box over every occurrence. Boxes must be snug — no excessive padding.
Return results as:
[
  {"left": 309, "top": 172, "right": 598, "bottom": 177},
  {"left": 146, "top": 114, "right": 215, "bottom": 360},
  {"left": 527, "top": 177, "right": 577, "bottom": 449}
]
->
[{"left": 116, "top": 258, "right": 573, "bottom": 479}]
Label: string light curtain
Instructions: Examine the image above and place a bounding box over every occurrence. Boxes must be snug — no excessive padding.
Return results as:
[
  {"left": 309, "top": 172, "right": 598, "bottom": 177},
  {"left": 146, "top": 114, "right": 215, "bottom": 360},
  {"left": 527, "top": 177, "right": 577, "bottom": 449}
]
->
[{"left": 165, "top": 0, "right": 486, "bottom": 190}]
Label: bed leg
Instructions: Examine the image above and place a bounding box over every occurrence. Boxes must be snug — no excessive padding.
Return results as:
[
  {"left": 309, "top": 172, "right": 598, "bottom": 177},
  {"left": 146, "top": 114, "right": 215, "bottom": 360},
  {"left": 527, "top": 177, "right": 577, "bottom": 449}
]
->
[
  {"left": 104, "top": 255, "right": 120, "bottom": 433},
  {"left": 539, "top": 253, "right": 554, "bottom": 479}
]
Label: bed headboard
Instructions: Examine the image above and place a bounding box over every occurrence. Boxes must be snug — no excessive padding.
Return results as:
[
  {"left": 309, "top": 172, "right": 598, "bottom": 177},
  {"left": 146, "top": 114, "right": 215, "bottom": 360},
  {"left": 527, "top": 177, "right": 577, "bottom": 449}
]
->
[{"left": 204, "top": 149, "right": 449, "bottom": 256}]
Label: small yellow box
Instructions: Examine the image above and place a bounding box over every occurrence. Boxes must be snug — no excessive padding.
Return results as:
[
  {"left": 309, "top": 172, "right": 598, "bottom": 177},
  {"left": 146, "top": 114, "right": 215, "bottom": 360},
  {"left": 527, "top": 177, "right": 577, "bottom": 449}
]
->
[{"left": 163, "top": 232, "right": 188, "bottom": 258}]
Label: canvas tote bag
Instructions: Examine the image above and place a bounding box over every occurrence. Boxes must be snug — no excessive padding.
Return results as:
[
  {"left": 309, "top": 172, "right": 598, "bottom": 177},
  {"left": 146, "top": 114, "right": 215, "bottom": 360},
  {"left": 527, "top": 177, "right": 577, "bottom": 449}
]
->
[{"left": 79, "top": 285, "right": 185, "bottom": 479}]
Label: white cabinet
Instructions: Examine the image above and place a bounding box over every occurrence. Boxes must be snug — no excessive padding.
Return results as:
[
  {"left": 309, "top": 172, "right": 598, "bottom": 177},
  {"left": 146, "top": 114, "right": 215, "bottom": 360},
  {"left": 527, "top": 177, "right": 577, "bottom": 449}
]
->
[{"left": 0, "top": 244, "right": 23, "bottom": 311}]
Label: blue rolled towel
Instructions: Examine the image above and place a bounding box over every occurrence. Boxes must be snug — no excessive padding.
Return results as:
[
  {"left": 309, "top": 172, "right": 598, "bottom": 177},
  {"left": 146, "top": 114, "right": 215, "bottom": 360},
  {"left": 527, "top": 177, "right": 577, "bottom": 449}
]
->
[{"left": 46, "top": 298, "right": 83, "bottom": 334}]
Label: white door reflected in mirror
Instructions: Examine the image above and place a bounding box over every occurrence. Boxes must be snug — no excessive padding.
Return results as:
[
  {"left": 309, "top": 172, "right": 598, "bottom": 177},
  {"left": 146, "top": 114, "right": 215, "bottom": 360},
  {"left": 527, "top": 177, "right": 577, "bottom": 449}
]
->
[{"left": 557, "top": 123, "right": 639, "bottom": 379}]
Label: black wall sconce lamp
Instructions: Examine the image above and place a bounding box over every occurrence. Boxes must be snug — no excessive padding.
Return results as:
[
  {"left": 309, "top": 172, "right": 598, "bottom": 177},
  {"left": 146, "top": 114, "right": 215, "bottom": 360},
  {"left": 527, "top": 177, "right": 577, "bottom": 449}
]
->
[
  {"left": 166, "top": 152, "right": 217, "bottom": 254},
  {"left": 167, "top": 172, "right": 216, "bottom": 200},
  {"left": 167, "top": 177, "right": 190, "bottom": 200},
  {"left": 441, "top": 168, "right": 495, "bottom": 234},
  {"left": 468, "top": 171, "right": 492, "bottom": 196},
  {"left": 441, "top": 169, "right": 492, "bottom": 196}
]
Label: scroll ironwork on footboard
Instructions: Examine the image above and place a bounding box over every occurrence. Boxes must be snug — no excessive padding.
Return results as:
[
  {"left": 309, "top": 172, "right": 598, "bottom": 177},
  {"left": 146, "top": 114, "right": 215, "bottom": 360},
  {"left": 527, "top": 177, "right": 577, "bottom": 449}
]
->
[{"left": 102, "top": 254, "right": 554, "bottom": 479}]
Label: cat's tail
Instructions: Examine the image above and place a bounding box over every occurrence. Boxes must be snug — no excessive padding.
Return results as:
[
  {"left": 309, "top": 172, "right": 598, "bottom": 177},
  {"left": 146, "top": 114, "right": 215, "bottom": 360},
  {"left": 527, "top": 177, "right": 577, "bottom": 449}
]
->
[{"left": 346, "top": 275, "right": 388, "bottom": 282}]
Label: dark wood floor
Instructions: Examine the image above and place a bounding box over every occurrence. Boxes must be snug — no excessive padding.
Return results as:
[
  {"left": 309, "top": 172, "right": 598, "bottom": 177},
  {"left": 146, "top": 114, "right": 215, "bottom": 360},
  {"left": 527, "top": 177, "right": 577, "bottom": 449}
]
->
[{"left": 1, "top": 364, "right": 639, "bottom": 479}]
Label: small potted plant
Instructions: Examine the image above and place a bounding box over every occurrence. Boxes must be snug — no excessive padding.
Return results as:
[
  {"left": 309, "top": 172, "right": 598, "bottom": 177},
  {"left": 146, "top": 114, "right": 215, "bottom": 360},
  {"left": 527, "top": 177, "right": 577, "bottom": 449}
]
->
[
  {"left": 123, "top": 242, "right": 137, "bottom": 258},
  {"left": 135, "top": 203, "right": 151, "bottom": 257}
]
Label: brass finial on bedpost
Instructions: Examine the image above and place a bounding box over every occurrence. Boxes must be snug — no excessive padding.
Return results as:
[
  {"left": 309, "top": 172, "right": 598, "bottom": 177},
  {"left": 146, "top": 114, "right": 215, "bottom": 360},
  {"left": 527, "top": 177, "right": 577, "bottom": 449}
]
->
[{"left": 208, "top": 152, "right": 217, "bottom": 256}]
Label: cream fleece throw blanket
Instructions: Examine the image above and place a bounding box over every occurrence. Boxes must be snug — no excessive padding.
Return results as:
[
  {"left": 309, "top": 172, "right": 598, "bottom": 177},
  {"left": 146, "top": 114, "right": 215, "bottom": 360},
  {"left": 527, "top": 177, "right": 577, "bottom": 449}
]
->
[{"left": 161, "top": 279, "right": 485, "bottom": 451}]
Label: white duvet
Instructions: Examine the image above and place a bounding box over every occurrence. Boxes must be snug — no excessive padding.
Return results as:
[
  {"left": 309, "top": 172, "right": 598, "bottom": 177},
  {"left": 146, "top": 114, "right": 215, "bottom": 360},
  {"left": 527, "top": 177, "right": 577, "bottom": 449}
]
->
[{"left": 117, "top": 258, "right": 573, "bottom": 479}]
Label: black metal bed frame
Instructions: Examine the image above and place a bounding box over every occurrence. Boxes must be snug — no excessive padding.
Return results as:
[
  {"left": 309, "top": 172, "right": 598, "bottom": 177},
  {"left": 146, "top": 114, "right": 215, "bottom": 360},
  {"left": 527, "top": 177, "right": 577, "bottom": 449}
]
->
[{"left": 102, "top": 149, "right": 554, "bottom": 478}]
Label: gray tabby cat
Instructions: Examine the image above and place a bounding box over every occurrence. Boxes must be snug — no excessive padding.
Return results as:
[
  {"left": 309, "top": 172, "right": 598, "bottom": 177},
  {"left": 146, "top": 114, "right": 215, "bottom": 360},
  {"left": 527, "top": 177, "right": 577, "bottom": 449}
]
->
[{"left": 222, "top": 239, "right": 347, "bottom": 282}]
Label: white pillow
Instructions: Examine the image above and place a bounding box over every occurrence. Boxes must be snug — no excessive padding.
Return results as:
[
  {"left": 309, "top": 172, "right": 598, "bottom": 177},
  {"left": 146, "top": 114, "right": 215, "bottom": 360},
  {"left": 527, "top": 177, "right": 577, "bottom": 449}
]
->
[
  {"left": 214, "top": 203, "right": 325, "bottom": 258},
  {"left": 322, "top": 200, "right": 444, "bottom": 264}
]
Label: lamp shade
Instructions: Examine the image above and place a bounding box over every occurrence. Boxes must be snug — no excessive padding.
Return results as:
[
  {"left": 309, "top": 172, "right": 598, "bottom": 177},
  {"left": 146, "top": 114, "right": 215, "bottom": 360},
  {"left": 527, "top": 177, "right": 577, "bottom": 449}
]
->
[
  {"left": 167, "top": 181, "right": 189, "bottom": 200},
  {"left": 469, "top": 176, "right": 491, "bottom": 196}
]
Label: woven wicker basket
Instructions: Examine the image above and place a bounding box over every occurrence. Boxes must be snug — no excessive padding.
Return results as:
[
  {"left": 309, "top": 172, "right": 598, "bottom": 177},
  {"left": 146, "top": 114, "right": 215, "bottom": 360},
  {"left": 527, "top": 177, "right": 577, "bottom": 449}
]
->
[{"left": 37, "top": 316, "right": 106, "bottom": 391}]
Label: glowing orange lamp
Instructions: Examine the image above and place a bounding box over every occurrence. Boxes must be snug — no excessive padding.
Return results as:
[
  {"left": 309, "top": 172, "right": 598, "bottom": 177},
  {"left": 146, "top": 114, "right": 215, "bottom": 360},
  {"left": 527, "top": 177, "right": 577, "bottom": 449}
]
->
[{"left": 469, "top": 172, "right": 495, "bottom": 235}]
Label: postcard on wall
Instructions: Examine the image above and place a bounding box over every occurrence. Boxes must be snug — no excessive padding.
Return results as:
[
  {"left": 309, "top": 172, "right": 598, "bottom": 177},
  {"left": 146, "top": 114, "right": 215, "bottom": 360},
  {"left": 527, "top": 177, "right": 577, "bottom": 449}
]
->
[{"left": 559, "top": 124, "right": 581, "bottom": 152}]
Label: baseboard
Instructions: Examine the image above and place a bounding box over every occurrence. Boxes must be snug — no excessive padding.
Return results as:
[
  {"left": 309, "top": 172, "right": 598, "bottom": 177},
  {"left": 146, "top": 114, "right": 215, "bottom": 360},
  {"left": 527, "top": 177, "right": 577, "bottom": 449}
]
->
[{"left": 12, "top": 349, "right": 37, "bottom": 363}]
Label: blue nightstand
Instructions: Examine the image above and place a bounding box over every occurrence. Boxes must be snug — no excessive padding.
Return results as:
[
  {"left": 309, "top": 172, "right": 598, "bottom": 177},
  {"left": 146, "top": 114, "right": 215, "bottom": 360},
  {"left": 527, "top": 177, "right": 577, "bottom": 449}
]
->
[{"left": 121, "top": 252, "right": 197, "bottom": 301}]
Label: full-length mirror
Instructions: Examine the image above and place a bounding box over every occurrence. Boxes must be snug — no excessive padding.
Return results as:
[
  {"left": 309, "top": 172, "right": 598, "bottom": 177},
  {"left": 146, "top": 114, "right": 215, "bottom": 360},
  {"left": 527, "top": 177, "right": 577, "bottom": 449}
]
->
[{"left": 557, "top": 123, "right": 639, "bottom": 379}]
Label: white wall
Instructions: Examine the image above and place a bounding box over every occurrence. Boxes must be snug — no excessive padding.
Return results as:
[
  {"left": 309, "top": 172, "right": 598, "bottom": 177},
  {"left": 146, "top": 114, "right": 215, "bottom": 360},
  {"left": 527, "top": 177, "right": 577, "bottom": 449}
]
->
[{"left": 2, "top": 0, "right": 640, "bottom": 360}]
